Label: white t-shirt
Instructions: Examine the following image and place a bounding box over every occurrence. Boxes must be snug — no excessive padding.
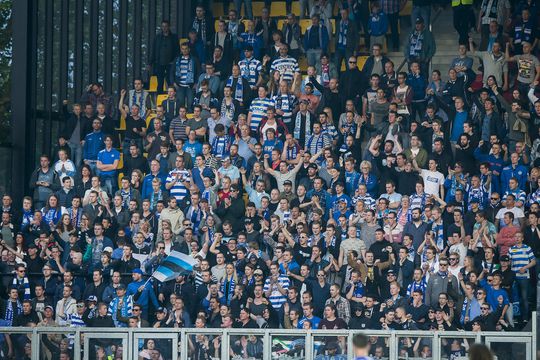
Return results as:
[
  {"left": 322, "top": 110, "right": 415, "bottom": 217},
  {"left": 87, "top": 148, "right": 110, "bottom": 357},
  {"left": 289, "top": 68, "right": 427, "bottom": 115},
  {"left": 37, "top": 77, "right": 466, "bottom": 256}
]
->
[
  {"left": 495, "top": 206, "right": 525, "bottom": 227},
  {"left": 420, "top": 169, "right": 445, "bottom": 196}
]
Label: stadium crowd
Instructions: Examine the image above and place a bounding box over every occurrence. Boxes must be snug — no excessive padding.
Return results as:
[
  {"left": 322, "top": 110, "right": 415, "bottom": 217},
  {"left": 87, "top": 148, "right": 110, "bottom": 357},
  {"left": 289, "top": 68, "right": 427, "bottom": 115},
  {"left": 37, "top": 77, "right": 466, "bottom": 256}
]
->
[{"left": 2, "top": 0, "right": 540, "bottom": 359}]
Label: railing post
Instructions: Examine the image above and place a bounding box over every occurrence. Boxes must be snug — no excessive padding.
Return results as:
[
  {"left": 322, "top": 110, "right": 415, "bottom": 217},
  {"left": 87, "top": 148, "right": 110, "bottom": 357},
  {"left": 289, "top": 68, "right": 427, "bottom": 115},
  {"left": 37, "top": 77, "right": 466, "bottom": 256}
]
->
[
  {"left": 432, "top": 331, "right": 440, "bottom": 360},
  {"left": 180, "top": 329, "right": 187, "bottom": 360},
  {"left": 263, "top": 331, "right": 272, "bottom": 360},
  {"left": 532, "top": 311, "right": 537, "bottom": 360},
  {"left": 388, "top": 332, "right": 397, "bottom": 360},
  {"left": 221, "top": 328, "right": 229, "bottom": 360},
  {"left": 31, "top": 328, "right": 39, "bottom": 360},
  {"left": 305, "top": 330, "right": 313, "bottom": 360},
  {"left": 74, "top": 328, "right": 81, "bottom": 360},
  {"left": 347, "top": 330, "right": 354, "bottom": 360}
]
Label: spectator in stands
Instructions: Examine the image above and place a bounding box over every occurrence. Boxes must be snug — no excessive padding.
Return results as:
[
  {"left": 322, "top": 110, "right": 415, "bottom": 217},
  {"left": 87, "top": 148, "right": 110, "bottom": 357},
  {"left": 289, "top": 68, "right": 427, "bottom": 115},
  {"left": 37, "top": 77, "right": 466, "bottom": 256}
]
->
[
  {"left": 368, "top": 3, "right": 389, "bottom": 52},
  {"left": 380, "top": 0, "right": 405, "bottom": 52},
  {"left": 29, "top": 155, "right": 61, "bottom": 210},
  {"left": 175, "top": 42, "right": 200, "bottom": 111},
  {"left": 303, "top": 14, "right": 329, "bottom": 66},
  {"left": 149, "top": 20, "right": 179, "bottom": 95},
  {"left": 405, "top": 17, "right": 436, "bottom": 80}
]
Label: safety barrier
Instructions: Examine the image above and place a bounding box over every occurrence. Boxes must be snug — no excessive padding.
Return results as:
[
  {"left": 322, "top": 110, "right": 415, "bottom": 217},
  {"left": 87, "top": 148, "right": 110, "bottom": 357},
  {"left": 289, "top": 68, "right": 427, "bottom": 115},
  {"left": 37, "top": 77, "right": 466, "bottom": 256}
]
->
[{"left": 0, "top": 314, "right": 536, "bottom": 360}]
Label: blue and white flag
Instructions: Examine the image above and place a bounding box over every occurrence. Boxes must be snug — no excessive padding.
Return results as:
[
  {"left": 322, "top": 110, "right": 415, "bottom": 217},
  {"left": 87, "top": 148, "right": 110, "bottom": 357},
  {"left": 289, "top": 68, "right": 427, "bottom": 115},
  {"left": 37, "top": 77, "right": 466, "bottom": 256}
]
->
[{"left": 152, "top": 251, "right": 197, "bottom": 282}]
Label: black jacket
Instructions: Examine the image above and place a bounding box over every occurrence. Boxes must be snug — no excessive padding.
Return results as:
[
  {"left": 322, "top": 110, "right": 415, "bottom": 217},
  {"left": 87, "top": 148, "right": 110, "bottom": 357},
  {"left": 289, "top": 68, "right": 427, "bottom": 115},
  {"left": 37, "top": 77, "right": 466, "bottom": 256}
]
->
[
  {"left": 150, "top": 32, "right": 179, "bottom": 66},
  {"left": 215, "top": 196, "right": 246, "bottom": 233}
]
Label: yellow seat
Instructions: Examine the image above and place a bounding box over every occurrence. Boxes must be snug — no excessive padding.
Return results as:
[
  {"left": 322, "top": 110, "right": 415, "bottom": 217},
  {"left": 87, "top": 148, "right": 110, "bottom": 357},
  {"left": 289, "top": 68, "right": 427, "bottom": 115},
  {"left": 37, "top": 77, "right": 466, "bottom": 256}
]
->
[
  {"left": 291, "top": 2, "right": 300, "bottom": 15},
  {"left": 272, "top": 2, "right": 287, "bottom": 17},
  {"left": 148, "top": 76, "right": 158, "bottom": 92},
  {"left": 400, "top": 0, "right": 412, "bottom": 16},
  {"left": 212, "top": 2, "right": 224, "bottom": 17},
  {"left": 187, "top": 113, "right": 194, "bottom": 119},
  {"left": 299, "top": 19, "right": 311, "bottom": 33},
  {"left": 357, "top": 56, "right": 368, "bottom": 71},
  {"left": 277, "top": 19, "right": 286, "bottom": 31},
  {"left": 118, "top": 153, "right": 124, "bottom": 169},
  {"left": 340, "top": 59, "right": 346, "bottom": 72},
  {"left": 156, "top": 94, "right": 168, "bottom": 107},
  {"left": 117, "top": 172, "right": 123, "bottom": 188},
  {"left": 146, "top": 113, "right": 156, "bottom": 128},
  {"left": 250, "top": 2, "right": 265, "bottom": 16},
  {"left": 327, "top": 19, "right": 335, "bottom": 34},
  {"left": 118, "top": 115, "right": 126, "bottom": 130},
  {"left": 298, "top": 57, "right": 308, "bottom": 72}
]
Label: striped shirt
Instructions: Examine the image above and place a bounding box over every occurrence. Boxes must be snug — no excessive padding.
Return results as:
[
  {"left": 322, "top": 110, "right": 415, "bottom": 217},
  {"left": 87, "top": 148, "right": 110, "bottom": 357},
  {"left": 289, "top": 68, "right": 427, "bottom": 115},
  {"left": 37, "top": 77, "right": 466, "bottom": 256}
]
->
[
  {"left": 271, "top": 56, "right": 300, "bottom": 83},
  {"left": 263, "top": 275, "right": 290, "bottom": 309},
  {"left": 410, "top": 193, "right": 428, "bottom": 210},
  {"left": 274, "top": 93, "right": 298, "bottom": 124},
  {"left": 166, "top": 168, "right": 191, "bottom": 201},
  {"left": 249, "top": 97, "right": 275, "bottom": 132},
  {"left": 169, "top": 117, "right": 189, "bottom": 141},
  {"left": 406, "top": 279, "right": 428, "bottom": 302},
  {"left": 508, "top": 244, "right": 535, "bottom": 279},
  {"left": 467, "top": 185, "right": 488, "bottom": 210},
  {"left": 503, "top": 189, "right": 527, "bottom": 205},
  {"left": 211, "top": 135, "right": 231, "bottom": 159},
  {"left": 238, "top": 57, "right": 262, "bottom": 87},
  {"left": 306, "top": 133, "right": 331, "bottom": 158},
  {"left": 321, "top": 123, "right": 338, "bottom": 141},
  {"left": 177, "top": 57, "right": 192, "bottom": 86}
]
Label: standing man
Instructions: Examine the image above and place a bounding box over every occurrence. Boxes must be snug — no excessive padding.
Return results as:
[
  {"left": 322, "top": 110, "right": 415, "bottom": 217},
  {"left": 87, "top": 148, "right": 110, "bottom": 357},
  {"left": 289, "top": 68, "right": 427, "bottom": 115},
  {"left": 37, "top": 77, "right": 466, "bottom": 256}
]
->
[
  {"left": 149, "top": 20, "right": 179, "bottom": 95},
  {"left": 404, "top": 17, "right": 436, "bottom": 77},
  {"left": 381, "top": 0, "right": 407, "bottom": 52},
  {"left": 452, "top": 0, "right": 474, "bottom": 45},
  {"left": 352, "top": 334, "right": 373, "bottom": 360}
]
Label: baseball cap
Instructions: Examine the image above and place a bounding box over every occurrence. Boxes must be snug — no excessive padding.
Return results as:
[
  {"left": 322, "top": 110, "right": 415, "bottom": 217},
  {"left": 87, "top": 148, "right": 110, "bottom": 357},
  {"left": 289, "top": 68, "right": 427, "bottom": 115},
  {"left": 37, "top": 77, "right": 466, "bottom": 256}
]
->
[
  {"left": 156, "top": 307, "right": 167, "bottom": 315},
  {"left": 244, "top": 45, "right": 254, "bottom": 51},
  {"left": 284, "top": 180, "right": 292, "bottom": 186},
  {"left": 245, "top": 218, "right": 253, "bottom": 225},
  {"left": 230, "top": 185, "right": 239, "bottom": 192},
  {"left": 27, "top": 243, "right": 37, "bottom": 249},
  {"left": 386, "top": 269, "right": 396, "bottom": 276},
  {"left": 132, "top": 268, "right": 144, "bottom": 275},
  {"left": 416, "top": 16, "right": 424, "bottom": 24},
  {"left": 44, "top": 305, "right": 54, "bottom": 311},
  {"left": 308, "top": 163, "right": 318, "bottom": 170},
  {"left": 103, "top": 246, "right": 113, "bottom": 254},
  {"left": 500, "top": 255, "right": 510, "bottom": 262},
  {"left": 86, "top": 295, "right": 98, "bottom": 302},
  {"left": 254, "top": 269, "right": 264, "bottom": 276},
  {"left": 116, "top": 284, "right": 126, "bottom": 291}
]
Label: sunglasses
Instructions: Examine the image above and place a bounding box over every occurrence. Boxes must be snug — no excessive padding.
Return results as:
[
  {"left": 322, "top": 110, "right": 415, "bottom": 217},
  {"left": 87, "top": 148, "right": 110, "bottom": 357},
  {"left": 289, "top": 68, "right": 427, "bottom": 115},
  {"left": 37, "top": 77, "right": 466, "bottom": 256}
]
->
[
  {"left": 255, "top": 274, "right": 263, "bottom": 276},
  {"left": 439, "top": 263, "right": 448, "bottom": 267},
  {"left": 491, "top": 197, "right": 499, "bottom": 201},
  {"left": 481, "top": 307, "right": 489, "bottom": 310}
]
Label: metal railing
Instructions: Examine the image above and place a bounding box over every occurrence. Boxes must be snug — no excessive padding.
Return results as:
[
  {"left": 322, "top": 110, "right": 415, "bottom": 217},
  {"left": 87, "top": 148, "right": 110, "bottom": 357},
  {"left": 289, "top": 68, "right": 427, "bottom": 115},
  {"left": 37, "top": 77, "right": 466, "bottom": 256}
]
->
[{"left": 1, "top": 313, "right": 536, "bottom": 360}]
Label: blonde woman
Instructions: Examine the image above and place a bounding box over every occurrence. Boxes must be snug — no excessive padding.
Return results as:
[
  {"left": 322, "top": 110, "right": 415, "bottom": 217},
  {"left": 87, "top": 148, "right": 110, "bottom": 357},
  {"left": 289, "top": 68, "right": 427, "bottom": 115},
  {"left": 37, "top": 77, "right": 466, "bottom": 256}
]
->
[{"left": 220, "top": 263, "right": 238, "bottom": 306}]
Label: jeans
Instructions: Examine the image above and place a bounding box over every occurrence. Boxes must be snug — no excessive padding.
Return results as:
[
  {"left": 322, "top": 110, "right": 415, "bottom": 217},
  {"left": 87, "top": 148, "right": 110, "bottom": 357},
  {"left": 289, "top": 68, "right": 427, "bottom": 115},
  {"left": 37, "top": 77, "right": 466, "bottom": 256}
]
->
[
  {"left": 234, "top": 0, "right": 253, "bottom": 19},
  {"left": 154, "top": 63, "right": 175, "bottom": 95},
  {"left": 306, "top": 49, "right": 322, "bottom": 67},
  {"left": 299, "top": 0, "right": 313, "bottom": 18},
  {"left": 412, "top": 5, "right": 431, "bottom": 28},
  {"left": 176, "top": 85, "right": 194, "bottom": 112},
  {"left": 515, "top": 277, "right": 530, "bottom": 320},
  {"left": 68, "top": 141, "right": 83, "bottom": 167},
  {"left": 99, "top": 175, "right": 117, "bottom": 197}
]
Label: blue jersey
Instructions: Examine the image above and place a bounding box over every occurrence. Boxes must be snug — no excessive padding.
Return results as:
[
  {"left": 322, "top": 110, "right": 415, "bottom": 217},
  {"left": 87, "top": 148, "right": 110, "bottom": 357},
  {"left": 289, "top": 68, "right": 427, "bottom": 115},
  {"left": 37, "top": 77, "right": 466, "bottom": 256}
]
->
[{"left": 249, "top": 97, "right": 275, "bottom": 132}]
